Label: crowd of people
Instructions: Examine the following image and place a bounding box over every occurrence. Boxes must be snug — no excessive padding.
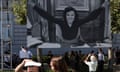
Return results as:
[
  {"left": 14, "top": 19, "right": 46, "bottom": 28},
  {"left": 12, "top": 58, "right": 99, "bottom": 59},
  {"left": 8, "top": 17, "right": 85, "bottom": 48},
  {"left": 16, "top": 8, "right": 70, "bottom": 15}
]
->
[
  {"left": 14, "top": 47, "right": 120, "bottom": 72},
  {"left": 62, "top": 48, "right": 105, "bottom": 72}
]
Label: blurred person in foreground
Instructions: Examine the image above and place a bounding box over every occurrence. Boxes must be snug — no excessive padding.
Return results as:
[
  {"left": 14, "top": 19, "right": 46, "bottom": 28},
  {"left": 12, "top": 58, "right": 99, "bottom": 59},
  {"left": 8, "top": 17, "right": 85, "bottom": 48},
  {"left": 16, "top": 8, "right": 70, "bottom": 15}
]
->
[
  {"left": 50, "top": 56, "right": 68, "bottom": 72},
  {"left": 15, "top": 59, "right": 41, "bottom": 72}
]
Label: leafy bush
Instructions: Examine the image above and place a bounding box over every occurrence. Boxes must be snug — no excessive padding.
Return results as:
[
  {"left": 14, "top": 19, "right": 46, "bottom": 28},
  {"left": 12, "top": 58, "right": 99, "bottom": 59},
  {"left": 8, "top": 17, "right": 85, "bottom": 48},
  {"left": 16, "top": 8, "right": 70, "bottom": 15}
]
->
[
  {"left": 41, "top": 56, "right": 50, "bottom": 63},
  {"left": 12, "top": 0, "right": 26, "bottom": 25},
  {"left": 110, "top": 0, "right": 120, "bottom": 33}
]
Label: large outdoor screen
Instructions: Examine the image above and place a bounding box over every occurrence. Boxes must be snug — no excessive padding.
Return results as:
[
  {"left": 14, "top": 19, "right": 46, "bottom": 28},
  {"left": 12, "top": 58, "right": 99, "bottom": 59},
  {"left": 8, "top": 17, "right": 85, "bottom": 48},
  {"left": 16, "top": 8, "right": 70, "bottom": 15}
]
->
[{"left": 27, "top": 0, "right": 112, "bottom": 48}]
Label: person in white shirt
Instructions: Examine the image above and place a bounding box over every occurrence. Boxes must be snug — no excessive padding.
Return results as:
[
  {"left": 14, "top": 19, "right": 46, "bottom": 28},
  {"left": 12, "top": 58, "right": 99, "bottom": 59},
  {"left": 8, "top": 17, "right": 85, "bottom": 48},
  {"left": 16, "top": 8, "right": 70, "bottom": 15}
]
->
[
  {"left": 84, "top": 54, "right": 98, "bottom": 72},
  {"left": 19, "top": 46, "right": 33, "bottom": 62}
]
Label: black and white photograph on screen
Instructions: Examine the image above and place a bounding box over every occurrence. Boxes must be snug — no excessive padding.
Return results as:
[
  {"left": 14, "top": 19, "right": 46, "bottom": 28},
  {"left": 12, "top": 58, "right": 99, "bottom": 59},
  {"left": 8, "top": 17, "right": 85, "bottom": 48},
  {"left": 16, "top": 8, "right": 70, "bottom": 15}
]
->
[{"left": 27, "top": 0, "right": 112, "bottom": 48}]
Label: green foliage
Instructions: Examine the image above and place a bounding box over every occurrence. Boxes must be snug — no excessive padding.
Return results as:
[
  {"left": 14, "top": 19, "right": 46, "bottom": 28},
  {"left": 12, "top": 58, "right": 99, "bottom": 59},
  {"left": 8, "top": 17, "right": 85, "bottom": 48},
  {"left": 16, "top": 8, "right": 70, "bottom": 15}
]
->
[
  {"left": 41, "top": 56, "right": 50, "bottom": 63},
  {"left": 0, "top": 70, "right": 13, "bottom": 72},
  {"left": 32, "top": 55, "right": 38, "bottom": 61},
  {"left": 12, "top": 0, "right": 27, "bottom": 25},
  {"left": 110, "top": 0, "right": 120, "bottom": 33}
]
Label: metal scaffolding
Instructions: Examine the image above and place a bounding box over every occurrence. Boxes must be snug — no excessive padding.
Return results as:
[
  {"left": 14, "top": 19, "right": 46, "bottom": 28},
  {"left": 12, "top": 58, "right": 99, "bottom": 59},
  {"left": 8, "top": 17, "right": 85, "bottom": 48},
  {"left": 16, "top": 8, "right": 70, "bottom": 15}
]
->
[
  {"left": 1, "top": 0, "right": 4, "bottom": 70},
  {"left": 0, "top": 0, "right": 13, "bottom": 70}
]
